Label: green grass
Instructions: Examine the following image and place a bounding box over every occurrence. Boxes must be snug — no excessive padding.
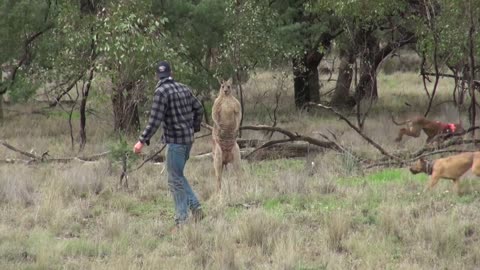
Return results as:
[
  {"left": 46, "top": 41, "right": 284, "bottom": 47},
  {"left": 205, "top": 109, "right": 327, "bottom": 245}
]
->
[
  {"left": 251, "top": 159, "right": 305, "bottom": 178},
  {"left": 47, "top": 110, "right": 81, "bottom": 120},
  {"left": 262, "top": 194, "right": 346, "bottom": 217},
  {"left": 126, "top": 197, "right": 173, "bottom": 219},
  {"left": 2, "top": 70, "right": 480, "bottom": 269},
  {"left": 340, "top": 168, "right": 427, "bottom": 186},
  {"left": 62, "top": 239, "right": 110, "bottom": 258}
]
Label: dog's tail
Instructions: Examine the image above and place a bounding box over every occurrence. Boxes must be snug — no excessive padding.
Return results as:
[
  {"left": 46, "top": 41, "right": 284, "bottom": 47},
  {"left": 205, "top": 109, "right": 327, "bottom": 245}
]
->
[{"left": 390, "top": 114, "right": 410, "bottom": 126}]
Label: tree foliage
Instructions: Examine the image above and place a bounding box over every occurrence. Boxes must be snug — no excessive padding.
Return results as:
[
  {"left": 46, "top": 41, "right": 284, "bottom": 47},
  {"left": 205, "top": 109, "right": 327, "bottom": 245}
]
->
[{"left": 1, "top": 0, "right": 480, "bottom": 142}]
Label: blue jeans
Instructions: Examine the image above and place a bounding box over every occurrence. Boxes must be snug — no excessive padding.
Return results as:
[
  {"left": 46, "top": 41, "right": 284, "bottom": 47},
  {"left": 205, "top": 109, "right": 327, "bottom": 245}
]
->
[{"left": 166, "top": 144, "right": 201, "bottom": 225}]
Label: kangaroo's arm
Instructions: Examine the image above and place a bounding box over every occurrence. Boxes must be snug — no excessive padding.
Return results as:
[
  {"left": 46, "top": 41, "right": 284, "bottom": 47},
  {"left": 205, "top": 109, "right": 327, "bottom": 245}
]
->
[
  {"left": 212, "top": 98, "right": 222, "bottom": 126},
  {"left": 234, "top": 99, "right": 242, "bottom": 131}
]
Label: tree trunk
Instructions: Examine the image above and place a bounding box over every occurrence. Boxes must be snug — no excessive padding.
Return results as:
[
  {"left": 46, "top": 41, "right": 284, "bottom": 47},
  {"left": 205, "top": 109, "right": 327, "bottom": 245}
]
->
[
  {"left": 354, "top": 30, "right": 379, "bottom": 101},
  {"left": 80, "top": 0, "right": 98, "bottom": 15},
  {"left": 353, "top": 32, "right": 415, "bottom": 102},
  {"left": 331, "top": 49, "right": 356, "bottom": 108},
  {"left": 112, "top": 81, "right": 140, "bottom": 134},
  {"left": 79, "top": 66, "right": 94, "bottom": 152},
  {"left": 292, "top": 50, "right": 323, "bottom": 109},
  {"left": 354, "top": 72, "right": 378, "bottom": 101},
  {"left": 468, "top": 0, "right": 476, "bottom": 139},
  {"left": 0, "top": 94, "right": 3, "bottom": 124}
]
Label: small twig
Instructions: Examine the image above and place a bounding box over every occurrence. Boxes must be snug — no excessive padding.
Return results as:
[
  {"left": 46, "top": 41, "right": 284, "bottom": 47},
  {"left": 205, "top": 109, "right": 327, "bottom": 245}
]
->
[
  {"left": 128, "top": 145, "right": 167, "bottom": 173},
  {"left": 119, "top": 153, "right": 129, "bottom": 188}
]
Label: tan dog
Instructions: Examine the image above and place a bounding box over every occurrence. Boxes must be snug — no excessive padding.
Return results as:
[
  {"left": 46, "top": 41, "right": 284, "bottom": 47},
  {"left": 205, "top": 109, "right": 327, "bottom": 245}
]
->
[
  {"left": 211, "top": 78, "right": 242, "bottom": 191},
  {"left": 409, "top": 152, "right": 480, "bottom": 194},
  {"left": 392, "top": 115, "right": 464, "bottom": 143}
]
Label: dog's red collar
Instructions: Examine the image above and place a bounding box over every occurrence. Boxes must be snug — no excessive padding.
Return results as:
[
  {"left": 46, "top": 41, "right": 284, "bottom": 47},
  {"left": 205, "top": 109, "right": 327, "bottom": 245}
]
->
[
  {"left": 436, "top": 121, "right": 457, "bottom": 133},
  {"left": 447, "top": 123, "right": 456, "bottom": 133}
]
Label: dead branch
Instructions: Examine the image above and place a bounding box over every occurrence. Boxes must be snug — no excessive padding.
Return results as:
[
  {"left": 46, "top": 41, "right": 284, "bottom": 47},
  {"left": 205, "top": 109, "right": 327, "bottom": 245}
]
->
[
  {"left": 315, "top": 130, "right": 361, "bottom": 161},
  {"left": 364, "top": 148, "right": 471, "bottom": 170},
  {"left": 202, "top": 122, "right": 342, "bottom": 159},
  {"left": 431, "top": 126, "right": 480, "bottom": 142},
  {"left": 307, "top": 102, "right": 402, "bottom": 161},
  {"left": 0, "top": 140, "right": 110, "bottom": 163},
  {"left": 0, "top": 159, "right": 32, "bottom": 164},
  {"left": 0, "top": 140, "right": 41, "bottom": 160},
  {"left": 240, "top": 125, "right": 340, "bottom": 150},
  {"left": 409, "top": 149, "right": 470, "bottom": 161},
  {"left": 244, "top": 138, "right": 293, "bottom": 159},
  {"left": 410, "top": 138, "right": 480, "bottom": 158},
  {"left": 46, "top": 152, "right": 110, "bottom": 162}
]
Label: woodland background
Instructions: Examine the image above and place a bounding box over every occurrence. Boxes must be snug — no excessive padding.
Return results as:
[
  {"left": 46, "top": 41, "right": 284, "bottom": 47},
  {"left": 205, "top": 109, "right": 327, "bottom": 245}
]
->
[{"left": 1, "top": 0, "right": 480, "bottom": 269}]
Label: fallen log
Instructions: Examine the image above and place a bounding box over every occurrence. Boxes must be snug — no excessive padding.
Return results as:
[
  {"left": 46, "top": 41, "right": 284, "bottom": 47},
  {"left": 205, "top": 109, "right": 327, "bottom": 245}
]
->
[
  {"left": 192, "top": 143, "right": 324, "bottom": 162},
  {"left": 246, "top": 142, "right": 324, "bottom": 161}
]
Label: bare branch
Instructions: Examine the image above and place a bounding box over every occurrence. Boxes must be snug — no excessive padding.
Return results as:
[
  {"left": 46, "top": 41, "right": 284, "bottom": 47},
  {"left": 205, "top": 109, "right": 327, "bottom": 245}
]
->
[
  {"left": 307, "top": 102, "right": 402, "bottom": 161},
  {"left": 0, "top": 141, "right": 41, "bottom": 160},
  {"left": 48, "top": 73, "right": 84, "bottom": 107}
]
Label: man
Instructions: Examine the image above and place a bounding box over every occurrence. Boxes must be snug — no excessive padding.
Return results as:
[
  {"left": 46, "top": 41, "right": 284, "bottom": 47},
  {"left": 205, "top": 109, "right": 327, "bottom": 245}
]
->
[{"left": 133, "top": 61, "right": 205, "bottom": 228}]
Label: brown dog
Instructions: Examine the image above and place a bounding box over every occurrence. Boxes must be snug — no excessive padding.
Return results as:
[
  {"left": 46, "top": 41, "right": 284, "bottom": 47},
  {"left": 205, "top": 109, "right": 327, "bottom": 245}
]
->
[
  {"left": 409, "top": 152, "right": 480, "bottom": 194},
  {"left": 392, "top": 115, "right": 464, "bottom": 143}
]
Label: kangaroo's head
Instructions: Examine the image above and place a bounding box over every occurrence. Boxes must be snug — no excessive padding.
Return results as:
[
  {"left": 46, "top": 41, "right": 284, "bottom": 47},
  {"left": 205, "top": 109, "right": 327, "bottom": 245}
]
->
[{"left": 219, "top": 78, "right": 233, "bottom": 96}]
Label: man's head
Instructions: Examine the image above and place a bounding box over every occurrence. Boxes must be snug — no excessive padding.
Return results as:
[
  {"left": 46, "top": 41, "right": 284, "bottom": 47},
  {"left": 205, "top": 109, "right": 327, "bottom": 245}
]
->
[
  {"left": 219, "top": 78, "right": 233, "bottom": 96},
  {"left": 156, "top": 61, "right": 172, "bottom": 79}
]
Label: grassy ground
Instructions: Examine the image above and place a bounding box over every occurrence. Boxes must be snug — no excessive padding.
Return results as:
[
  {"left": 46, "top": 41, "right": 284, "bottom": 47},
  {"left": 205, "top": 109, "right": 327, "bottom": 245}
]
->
[{"left": 1, "top": 70, "right": 480, "bottom": 269}]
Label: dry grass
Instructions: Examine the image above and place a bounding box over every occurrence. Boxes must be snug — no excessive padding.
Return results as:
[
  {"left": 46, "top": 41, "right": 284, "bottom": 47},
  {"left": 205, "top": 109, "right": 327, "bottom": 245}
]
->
[{"left": 1, "top": 69, "right": 480, "bottom": 269}]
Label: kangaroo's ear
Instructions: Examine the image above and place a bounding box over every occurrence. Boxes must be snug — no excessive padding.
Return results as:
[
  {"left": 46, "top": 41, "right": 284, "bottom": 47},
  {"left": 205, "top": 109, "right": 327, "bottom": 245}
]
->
[{"left": 226, "top": 77, "right": 233, "bottom": 84}]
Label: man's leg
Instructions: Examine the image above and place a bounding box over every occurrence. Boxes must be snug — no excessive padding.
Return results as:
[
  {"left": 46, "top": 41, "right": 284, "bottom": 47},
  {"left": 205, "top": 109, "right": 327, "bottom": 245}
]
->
[
  {"left": 167, "top": 144, "right": 189, "bottom": 225},
  {"left": 181, "top": 144, "right": 204, "bottom": 221}
]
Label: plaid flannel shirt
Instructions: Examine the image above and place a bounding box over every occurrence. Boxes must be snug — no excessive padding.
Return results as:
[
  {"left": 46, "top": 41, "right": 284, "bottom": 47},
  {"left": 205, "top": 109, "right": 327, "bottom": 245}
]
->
[{"left": 139, "top": 77, "right": 203, "bottom": 145}]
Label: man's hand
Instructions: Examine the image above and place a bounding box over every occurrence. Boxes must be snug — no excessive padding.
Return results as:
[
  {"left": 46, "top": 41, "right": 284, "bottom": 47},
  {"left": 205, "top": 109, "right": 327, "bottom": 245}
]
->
[{"left": 133, "top": 141, "right": 144, "bottom": 154}]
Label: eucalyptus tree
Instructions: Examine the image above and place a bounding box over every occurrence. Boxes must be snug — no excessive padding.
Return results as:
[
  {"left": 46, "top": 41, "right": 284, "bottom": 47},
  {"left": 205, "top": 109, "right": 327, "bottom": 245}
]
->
[
  {"left": 95, "top": 0, "right": 167, "bottom": 134},
  {"left": 331, "top": 0, "right": 420, "bottom": 107},
  {"left": 415, "top": 0, "right": 479, "bottom": 126},
  {"left": 0, "top": 0, "right": 55, "bottom": 122},
  {"left": 47, "top": 0, "right": 167, "bottom": 139},
  {"left": 270, "top": 0, "right": 342, "bottom": 109},
  {"left": 151, "top": 0, "right": 228, "bottom": 92}
]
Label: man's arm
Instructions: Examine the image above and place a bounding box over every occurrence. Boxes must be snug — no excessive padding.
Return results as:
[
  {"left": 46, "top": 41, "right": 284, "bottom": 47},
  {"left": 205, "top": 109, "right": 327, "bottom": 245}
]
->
[
  {"left": 192, "top": 94, "right": 204, "bottom": 132},
  {"left": 139, "top": 89, "right": 167, "bottom": 145}
]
